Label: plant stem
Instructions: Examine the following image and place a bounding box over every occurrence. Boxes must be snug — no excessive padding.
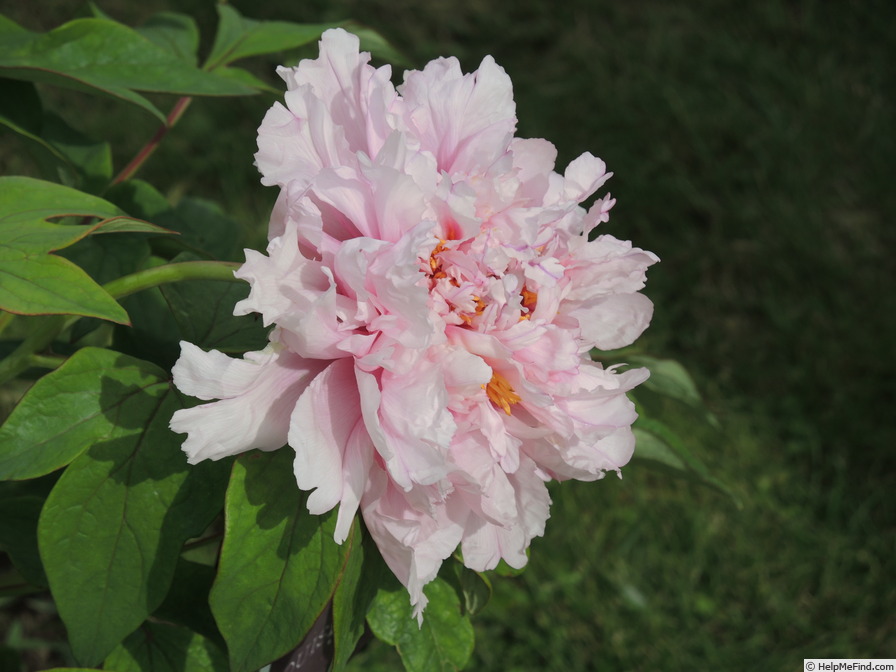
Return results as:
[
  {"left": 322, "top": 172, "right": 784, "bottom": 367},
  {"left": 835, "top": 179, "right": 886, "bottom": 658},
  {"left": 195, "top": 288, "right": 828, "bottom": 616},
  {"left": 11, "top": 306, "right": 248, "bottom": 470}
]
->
[
  {"left": 110, "top": 96, "right": 193, "bottom": 186},
  {"left": 102, "top": 261, "right": 242, "bottom": 300},
  {"left": 183, "top": 532, "right": 224, "bottom": 552},
  {"left": 0, "top": 316, "right": 65, "bottom": 386},
  {"left": 0, "top": 262, "right": 241, "bottom": 386},
  {"left": 28, "top": 353, "right": 67, "bottom": 370}
]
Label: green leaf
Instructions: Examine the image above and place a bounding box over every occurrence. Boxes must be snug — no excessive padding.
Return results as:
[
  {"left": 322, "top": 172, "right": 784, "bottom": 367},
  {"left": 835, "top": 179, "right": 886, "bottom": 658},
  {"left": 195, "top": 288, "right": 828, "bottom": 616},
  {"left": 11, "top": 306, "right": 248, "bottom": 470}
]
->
[
  {"left": 37, "top": 112, "right": 113, "bottom": 193},
  {"left": 367, "top": 578, "right": 474, "bottom": 672},
  {"left": 171, "top": 197, "right": 243, "bottom": 261},
  {"left": 631, "top": 427, "right": 687, "bottom": 471},
  {"left": 491, "top": 557, "right": 527, "bottom": 577},
  {"left": 348, "top": 24, "right": 413, "bottom": 68},
  {"left": 37, "top": 348, "right": 229, "bottom": 664},
  {"left": 137, "top": 12, "right": 200, "bottom": 66},
  {"left": 104, "top": 622, "right": 228, "bottom": 672},
  {"left": 448, "top": 563, "right": 491, "bottom": 616},
  {"left": 105, "top": 182, "right": 241, "bottom": 260},
  {"left": 0, "top": 14, "right": 31, "bottom": 36},
  {"left": 205, "top": 5, "right": 339, "bottom": 70},
  {"left": 209, "top": 449, "right": 359, "bottom": 672},
  {"left": 0, "top": 76, "right": 42, "bottom": 137},
  {"left": 0, "top": 495, "right": 47, "bottom": 586},
  {"left": 0, "top": 175, "right": 127, "bottom": 225},
  {"left": 211, "top": 66, "right": 279, "bottom": 94},
  {"left": 0, "top": 17, "right": 256, "bottom": 122},
  {"left": 0, "top": 82, "right": 112, "bottom": 192},
  {"left": 628, "top": 355, "right": 719, "bottom": 427},
  {"left": 153, "top": 559, "right": 223, "bottom": 644},
  {"left": 0, "top": 177, "right": 168, "bottom": 322},
  {"left": 331, "top": 522, "right": 393, "bottom": 670},
  {"left": 0, "top": 346, "right": 161, "bottom": 480},
  {"left": 0, "top": 250, "right": 129, "bottom": 322},
  {"left": 159, "top": 254, "right": 267, "bottom": 354},
  {"left": 633, "top": 418, "right": 741, "bottom": 507}
]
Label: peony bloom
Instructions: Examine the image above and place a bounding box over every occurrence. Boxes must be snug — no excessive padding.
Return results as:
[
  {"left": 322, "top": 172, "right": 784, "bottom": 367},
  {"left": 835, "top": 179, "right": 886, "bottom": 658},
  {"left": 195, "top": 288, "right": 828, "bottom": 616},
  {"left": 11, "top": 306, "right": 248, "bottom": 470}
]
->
[{"left": 170, "top": 28, "right": 657, "bottom": 619}]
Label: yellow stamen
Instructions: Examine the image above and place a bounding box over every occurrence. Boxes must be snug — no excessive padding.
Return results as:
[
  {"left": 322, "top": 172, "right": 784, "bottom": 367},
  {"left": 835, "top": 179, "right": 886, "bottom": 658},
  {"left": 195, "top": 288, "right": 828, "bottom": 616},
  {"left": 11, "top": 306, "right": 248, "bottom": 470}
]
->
[
  {"left": 428, "top": 240, "right": 449, "bottom": 279},
  {"left": 458, "top": 296, "right": 486, "bottom": 326},
  {"left": 483, "top": 371, "right": 521, "bottom": 415}
]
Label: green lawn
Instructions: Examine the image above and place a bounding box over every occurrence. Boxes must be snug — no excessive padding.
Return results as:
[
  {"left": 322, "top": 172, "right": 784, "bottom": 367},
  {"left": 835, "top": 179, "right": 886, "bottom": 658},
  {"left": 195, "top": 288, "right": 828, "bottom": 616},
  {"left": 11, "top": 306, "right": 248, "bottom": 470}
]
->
[{"left": 2, "top": 0, "right": 894, "bottom": 670}]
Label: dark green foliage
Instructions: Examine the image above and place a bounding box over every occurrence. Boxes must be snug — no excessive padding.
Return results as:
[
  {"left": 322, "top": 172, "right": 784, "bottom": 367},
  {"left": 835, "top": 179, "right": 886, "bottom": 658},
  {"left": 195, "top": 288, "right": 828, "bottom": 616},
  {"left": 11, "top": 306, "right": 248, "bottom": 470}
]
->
[{"left": 1, "top": 1, "right": 893, "bottom": 671}]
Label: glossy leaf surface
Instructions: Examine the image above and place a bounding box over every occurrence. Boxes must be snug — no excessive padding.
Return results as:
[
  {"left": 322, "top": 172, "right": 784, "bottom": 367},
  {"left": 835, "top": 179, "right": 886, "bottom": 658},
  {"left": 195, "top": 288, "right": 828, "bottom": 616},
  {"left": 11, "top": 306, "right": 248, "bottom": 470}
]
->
[
  {"left": 0, "top": 17, "right": 256, "bottom": 121},
  {"left": 34, "top": 348, "right": 229, "bottom": 664},
  {"left": 367, "top": 578, "right": 474, "bottom": 672},
  {"left": 209, "top": 449, "right": 360, "bottom": 672},
  {"left": 104, "top": 622, "right": 227, "bottom": 672}
]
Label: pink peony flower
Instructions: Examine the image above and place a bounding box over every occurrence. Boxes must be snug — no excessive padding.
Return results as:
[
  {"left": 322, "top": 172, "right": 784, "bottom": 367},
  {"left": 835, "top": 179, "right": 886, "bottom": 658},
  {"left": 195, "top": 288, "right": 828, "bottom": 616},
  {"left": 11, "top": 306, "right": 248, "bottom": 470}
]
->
[{"left": 170, "top": 28, "right": 657, "bottom": 620}]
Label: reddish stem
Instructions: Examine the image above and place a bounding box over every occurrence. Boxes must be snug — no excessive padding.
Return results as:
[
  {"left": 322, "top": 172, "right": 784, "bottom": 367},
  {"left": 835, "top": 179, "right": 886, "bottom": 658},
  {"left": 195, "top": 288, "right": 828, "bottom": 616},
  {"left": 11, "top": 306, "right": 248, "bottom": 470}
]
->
[{"left": 110, "top": 96, "right": 193, "bottom": 186}]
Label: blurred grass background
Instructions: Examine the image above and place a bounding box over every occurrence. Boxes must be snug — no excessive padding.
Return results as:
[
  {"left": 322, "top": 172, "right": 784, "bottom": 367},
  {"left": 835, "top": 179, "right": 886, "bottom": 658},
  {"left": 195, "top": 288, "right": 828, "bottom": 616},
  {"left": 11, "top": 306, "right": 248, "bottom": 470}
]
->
[{"left": 2, "top": 0, "right": 895, "bottom": 670}]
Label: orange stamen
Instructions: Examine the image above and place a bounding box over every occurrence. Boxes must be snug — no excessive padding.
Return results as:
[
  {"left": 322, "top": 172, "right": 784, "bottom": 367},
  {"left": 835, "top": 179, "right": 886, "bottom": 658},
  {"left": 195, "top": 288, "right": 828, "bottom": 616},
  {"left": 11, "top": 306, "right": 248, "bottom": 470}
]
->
[
  {"left": 483, "top": 371, "right": 521, "bottom": 415},
  {"left": 521, "top": 285, "right": 537, "bottom": 315},
  {"left": 428, "top": 240, "right": 449, "bottom": 279}
]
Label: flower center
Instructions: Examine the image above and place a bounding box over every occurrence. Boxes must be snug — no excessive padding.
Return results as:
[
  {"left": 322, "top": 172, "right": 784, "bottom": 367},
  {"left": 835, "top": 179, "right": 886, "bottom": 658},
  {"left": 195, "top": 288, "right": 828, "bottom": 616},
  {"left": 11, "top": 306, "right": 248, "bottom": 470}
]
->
[
  {"left": 429, "top": 240, "right": 449, "bottom": 279},
  {"left": 520, "top": 285, "right": 537, "bottom": 319},
  {"left": 484, "top": 371, "right": 521, "bottom": 415}
]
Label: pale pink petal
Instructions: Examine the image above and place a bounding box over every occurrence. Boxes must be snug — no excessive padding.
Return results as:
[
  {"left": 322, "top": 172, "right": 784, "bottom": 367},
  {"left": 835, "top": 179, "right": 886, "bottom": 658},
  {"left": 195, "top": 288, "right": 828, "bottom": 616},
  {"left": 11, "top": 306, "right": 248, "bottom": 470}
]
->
[
  {"left": 460, "top": 456, "right": 551, "bottom": 571},
  {"left": 170, "top": 343, "right": 327, "bottom": 464},
  {"left": 357, "top": 360, "right": 455, "bottom": 490},
  {"left": 571, "top": 292, "right": 655, "bottom": 351},
  {"left": 361, "top": 470, "right": 467, "bottom": 622},
  {"left": 400, "top": 55, "right": 516, "bottom": 175},
  {"left": 280, "top": 29, "right": 397, "bottom": 161}
]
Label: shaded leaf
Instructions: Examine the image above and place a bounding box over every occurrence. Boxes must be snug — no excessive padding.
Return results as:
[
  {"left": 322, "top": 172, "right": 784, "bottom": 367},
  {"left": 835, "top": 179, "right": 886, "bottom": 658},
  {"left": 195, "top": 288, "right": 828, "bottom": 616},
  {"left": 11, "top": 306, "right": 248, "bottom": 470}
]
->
[
  {"left": 446, "top": 563, "right": 491, "bottom": 616},
  {"left": 631, "top": 427, "right": 687, "bottom": 471},
  {"left": 0, "top": 80, "right": 113, "bottom": 192},
  {"left": 154, "top": 559, "right": 223, "bottom": 644},
  {"left": 105, "top": 182, "right": 241, "bottom": 260},
  {"left": 37, "top": 348, "right": 229, "bottom": 664},
  {"left": 367, "top": 578, "right": 474, "bottom": 672},
  {"left": 160, "top": 253, "right": 267, "bottom": 354},
  {"left": 36, "top": 111, "right": 112, "bottom": 193},
  {"left": 633, "top": 418, "right": 741, "bottom": 507},
  {"left": 348, "top": 24, "right": 413, "bottom": 67},
  {"left": 331, "top": 522, "right": 393, "bottom": 671},
  {"left": 104, "top": 622, "right": 228, "bottom": 672},
  {"left": 0, "top": 76, "right": 42, "bottom": 136},
  {"left": 0, "top": 17, "right": 256, "bottom": 122},
  {"left": 205, "top": 5, "right": 339, "bottom": 69},
  {"left": 210, "top": 449, "right": 359, "bottom": 672},
  {"left": 171, "top": 197, "right": 243, "bottom": 261},
  {"left": 0, "top": 346, "right": 164, "bottom": 480},
  {"left": 628, "top": 355, "right": 719, "bottom": 427},
  {"left": 0, "top": 495, "right": 47, "bottom": 586},
  {"left": 138, "top": 12, "right": 199, "bottom": 66}
]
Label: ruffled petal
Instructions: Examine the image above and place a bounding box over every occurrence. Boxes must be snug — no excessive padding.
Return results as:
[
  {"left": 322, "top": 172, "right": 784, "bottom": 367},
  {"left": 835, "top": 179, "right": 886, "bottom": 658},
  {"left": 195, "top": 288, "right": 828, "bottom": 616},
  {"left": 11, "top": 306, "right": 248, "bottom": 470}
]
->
[
  {"left": 289, "top": 358, "right": 374, "bottom": 543},
  {"left": 170, "top": 343, "right": 327, "bottom": 464}
]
